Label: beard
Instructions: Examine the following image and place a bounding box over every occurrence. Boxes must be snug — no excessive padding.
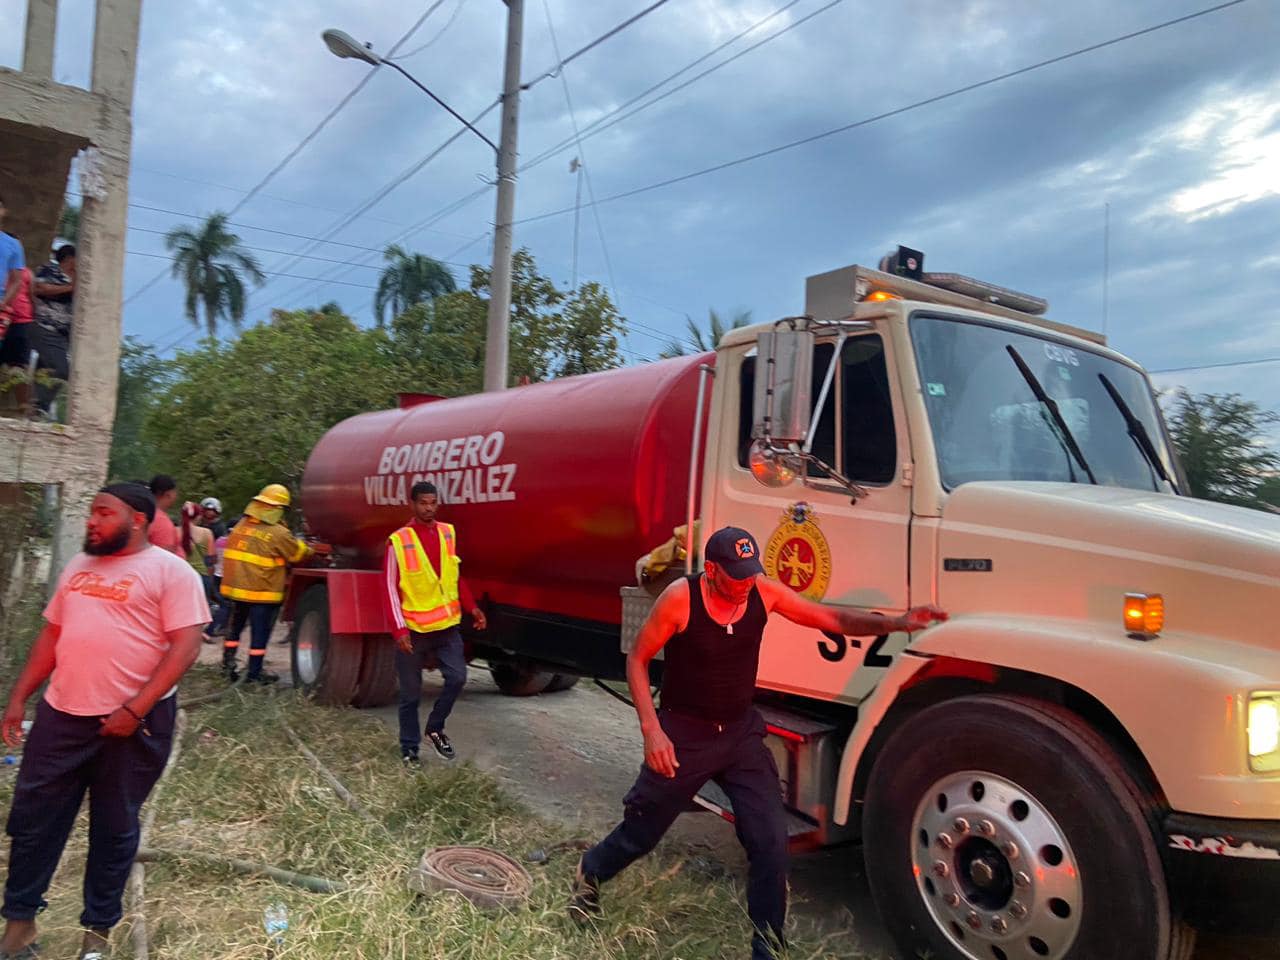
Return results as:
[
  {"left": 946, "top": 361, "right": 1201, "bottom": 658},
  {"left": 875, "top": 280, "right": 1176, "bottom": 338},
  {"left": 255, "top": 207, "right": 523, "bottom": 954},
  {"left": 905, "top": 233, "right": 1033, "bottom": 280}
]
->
[{"left": 83, "top": 527, "right": 131, "bottom": 555}]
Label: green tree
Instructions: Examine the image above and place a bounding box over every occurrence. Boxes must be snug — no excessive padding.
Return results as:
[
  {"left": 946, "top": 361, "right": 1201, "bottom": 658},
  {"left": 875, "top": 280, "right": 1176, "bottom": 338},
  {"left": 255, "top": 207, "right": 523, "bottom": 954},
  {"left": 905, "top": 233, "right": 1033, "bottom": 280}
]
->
[
  {"left": 107, "top": 337, "right": 170, "bottom": 483},
  {"left": 658, "top": 308, "right": 752, "bottom": 359},
  {"left": 165, "top": 212, "right": 266, "bottom": 335},
  {"left": 1166, "top": 390, "right": 1280, "bottom": 508},
  {"left": 143, "top": 306, "right": 399, "bottom": 514},
  {"left": 388, "top": 249, "right": 625, "bottom": 392},
  {"left": 57, "top": 203, "right": 79, "bottom": 243},
  {"left": 374, "top": 245, "right": 456, "bottom": 327}
]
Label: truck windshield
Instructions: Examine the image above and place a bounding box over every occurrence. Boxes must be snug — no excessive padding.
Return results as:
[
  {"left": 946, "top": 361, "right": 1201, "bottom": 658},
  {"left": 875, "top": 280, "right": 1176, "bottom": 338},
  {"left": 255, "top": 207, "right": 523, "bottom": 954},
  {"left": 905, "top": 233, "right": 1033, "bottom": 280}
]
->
[{"left": 910, "top": 314, "right": 1175, "bottom": 491}]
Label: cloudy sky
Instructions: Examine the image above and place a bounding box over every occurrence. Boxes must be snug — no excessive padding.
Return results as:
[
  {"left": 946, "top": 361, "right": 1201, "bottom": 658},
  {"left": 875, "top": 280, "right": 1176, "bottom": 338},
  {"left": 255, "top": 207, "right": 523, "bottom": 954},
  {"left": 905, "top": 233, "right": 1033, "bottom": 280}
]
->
[{"left": 3, "top": 0, "right": 1278, "bottom": 433}]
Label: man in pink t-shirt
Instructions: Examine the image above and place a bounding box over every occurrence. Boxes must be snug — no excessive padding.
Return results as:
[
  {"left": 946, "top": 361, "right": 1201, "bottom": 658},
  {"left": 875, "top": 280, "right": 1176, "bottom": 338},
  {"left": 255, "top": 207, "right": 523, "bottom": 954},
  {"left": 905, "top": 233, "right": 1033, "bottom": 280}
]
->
[
  {"left": 146, "top": 474, "right": 181, "bottom": 555},
  {"left": 0, "top": 483, "right": 207, "bottom": 960}
]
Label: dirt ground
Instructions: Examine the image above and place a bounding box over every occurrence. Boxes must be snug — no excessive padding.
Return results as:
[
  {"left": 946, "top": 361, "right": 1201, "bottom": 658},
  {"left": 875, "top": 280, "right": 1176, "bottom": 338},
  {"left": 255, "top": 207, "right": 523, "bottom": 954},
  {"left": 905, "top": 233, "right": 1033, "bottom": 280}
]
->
[{"left": 199, "top": 633, "right": 1278, "bottom": 960}]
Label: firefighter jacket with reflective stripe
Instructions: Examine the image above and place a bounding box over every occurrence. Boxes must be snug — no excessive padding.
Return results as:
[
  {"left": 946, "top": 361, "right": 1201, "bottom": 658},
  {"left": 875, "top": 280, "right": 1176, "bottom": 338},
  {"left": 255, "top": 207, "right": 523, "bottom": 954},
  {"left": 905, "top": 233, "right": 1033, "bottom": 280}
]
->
[
  {"left": 389, "top": 523, "right": 461, "bottom": 633},
  {"left": 220, "top": 518, "right": 311, "bottom": 603}
]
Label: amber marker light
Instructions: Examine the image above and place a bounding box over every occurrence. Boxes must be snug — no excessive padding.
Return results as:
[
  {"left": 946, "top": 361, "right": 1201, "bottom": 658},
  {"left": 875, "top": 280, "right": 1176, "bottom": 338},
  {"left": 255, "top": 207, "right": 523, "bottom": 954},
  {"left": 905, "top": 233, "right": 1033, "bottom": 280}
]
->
[
  {"left": 1123, "top": 593, "right": 1164, "bottom": 637},
  {"left": 864, "top": 289, "right": 900, "bottom": 302}
]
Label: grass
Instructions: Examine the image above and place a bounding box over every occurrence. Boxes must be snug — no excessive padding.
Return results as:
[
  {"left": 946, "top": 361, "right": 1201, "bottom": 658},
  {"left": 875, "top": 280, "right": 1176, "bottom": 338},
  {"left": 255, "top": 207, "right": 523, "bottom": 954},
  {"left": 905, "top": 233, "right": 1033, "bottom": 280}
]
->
[{"left": 0, "top": 666, "right": 872, "bottom": 959}]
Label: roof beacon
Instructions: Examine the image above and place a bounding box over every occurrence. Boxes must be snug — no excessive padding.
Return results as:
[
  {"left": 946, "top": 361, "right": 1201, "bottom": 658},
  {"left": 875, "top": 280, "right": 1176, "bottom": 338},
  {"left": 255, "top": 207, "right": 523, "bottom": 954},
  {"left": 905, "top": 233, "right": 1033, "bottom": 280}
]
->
[{"left": 870, "top": 245, "right": 1049, "bottom": 316}]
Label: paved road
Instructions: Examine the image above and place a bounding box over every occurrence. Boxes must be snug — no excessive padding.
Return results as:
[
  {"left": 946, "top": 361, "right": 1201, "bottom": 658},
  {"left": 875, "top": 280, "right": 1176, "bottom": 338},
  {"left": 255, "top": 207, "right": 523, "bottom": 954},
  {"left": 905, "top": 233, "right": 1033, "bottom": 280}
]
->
[{"left": 360, "top": 667, "right": 1275, "bottom": 960}]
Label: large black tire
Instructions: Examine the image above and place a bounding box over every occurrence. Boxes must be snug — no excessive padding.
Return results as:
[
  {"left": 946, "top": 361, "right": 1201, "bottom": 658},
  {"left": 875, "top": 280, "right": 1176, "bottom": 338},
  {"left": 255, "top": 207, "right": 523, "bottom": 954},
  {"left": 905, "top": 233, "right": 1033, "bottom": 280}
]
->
[
  {"left": 289, "top": 586, "right": 362, "bottom": 706},
  {"left": 351, "top": 635, "right": 399, "bottom": 708},
  {"left": 545, "top": 673, "right": 581, "bottom": 693},
  {"left": 489, "top": 662, "right": 554, "bottom": 697},
  {"left": 863, "top": 694, "right": 1195, "bottom": 960}
]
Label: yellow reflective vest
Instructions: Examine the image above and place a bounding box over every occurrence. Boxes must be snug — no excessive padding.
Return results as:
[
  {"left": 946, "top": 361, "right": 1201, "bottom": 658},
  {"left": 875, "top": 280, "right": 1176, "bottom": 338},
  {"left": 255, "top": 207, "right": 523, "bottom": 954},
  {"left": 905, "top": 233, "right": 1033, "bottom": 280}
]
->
[
  {"left": 220, "top": 518, "right": 311, "bottom": 603},
  {"left": 389, "top": 523, "right": 461, "bottom": 633}
]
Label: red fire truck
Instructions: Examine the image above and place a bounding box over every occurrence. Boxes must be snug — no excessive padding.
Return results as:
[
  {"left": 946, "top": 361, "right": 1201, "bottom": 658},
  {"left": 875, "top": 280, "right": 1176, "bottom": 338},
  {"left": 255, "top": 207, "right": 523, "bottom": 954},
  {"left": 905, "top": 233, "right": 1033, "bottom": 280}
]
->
[{"left": 287, "top": 251, "right": 1280, "bottom": 960}]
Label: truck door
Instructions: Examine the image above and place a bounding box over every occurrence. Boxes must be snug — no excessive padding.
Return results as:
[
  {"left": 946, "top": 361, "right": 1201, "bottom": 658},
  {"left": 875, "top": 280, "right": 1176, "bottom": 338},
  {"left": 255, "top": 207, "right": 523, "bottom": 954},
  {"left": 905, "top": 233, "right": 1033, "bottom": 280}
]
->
[{"left": 705, "top": 331, "right": 912, "bottom": 706}]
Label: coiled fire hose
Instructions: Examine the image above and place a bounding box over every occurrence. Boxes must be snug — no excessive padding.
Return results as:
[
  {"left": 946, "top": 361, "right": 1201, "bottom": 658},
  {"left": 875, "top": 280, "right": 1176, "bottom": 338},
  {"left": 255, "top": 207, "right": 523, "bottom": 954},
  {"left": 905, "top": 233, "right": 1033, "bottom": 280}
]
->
[{"left": 407, "top": 846, "right": 533, "bottom": 911}]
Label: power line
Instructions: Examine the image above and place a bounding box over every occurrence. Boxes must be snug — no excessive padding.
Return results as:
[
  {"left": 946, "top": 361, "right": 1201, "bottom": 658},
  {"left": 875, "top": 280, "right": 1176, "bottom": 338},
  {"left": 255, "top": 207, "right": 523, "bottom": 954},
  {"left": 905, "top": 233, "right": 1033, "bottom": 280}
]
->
[
  {"left": 125, "top": 250, "right": 379, "bottom": 288},
  {"left": 242, "top": 101, "right": 497, "bottom": 311},
  {"left": 516, "top": 0, "right": 1249, "bottom": 225},
  {"left": 122, "top": 1, "right": 450, "bottom": 305},
  {"left": 522, "top": 0, "right": 675, "bottom": 89},
  {"left": 1150, "top": 357, "right": 1280, "bottom": 375},
  {"left": 540, "top": 0, "right": 634, "bottom": 363},
  {"left": 393, "top": 0, "right": 472, "bottom": 61},
  {"left": 520, "top": 0, "right": 823, "bottom": 174}
]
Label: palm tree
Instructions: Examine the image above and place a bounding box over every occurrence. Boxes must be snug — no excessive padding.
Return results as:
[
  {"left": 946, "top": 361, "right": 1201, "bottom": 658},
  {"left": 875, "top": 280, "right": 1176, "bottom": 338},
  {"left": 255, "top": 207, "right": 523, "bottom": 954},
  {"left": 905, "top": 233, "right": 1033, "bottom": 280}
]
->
[
  {"left": 658, "top": 308, "right": 752, "bottom": 359},
  {"left": 165, "top": 213, "right": 266, "bottom": 335},
  {"left": 374, "top": 245, "right": 456, "bottom": 326}
]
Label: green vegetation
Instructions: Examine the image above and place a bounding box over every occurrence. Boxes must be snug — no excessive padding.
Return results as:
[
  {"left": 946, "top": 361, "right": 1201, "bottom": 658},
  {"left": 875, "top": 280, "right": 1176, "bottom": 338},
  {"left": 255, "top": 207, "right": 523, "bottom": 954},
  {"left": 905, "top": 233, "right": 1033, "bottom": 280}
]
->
[{"left": 0, "top": 677, "right": 868, "bottom": 959}]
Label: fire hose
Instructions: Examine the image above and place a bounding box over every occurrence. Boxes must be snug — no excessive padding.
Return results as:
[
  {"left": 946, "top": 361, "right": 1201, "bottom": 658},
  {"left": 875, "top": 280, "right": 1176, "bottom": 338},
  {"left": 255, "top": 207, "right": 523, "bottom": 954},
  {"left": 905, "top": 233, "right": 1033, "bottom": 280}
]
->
[{"left": 407, "top": 846, "right": 533, "bottom": 911}]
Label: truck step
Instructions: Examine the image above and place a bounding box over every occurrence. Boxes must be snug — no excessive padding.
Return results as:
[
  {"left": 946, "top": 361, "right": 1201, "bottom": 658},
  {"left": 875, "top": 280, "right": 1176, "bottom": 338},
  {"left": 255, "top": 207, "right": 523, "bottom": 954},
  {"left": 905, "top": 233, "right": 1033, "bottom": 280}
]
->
[
  {"left": 756, "top": 704, "right": 839, "bottom": 743},
  {"left": 692, "top": 780, "right": 820, "bottom": 841}
]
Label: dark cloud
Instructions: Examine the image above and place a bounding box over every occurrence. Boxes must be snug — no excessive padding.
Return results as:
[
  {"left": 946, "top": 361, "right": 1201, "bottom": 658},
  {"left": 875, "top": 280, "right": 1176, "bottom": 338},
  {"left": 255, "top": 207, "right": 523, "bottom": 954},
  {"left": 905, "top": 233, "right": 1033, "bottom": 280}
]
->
[{"left": 1, "top": 0, "right": 1276, "bottom": 419}]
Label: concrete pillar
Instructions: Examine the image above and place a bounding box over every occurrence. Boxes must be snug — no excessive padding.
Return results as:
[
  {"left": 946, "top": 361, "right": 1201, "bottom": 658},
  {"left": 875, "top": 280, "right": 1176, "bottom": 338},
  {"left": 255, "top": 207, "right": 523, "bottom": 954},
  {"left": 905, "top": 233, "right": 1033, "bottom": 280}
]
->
[
  {"left": 22, "top": 0, "right": 58, "bottom": 81},
  {"left": 91, "top": 0, "right": 143, "bottom": 102}
]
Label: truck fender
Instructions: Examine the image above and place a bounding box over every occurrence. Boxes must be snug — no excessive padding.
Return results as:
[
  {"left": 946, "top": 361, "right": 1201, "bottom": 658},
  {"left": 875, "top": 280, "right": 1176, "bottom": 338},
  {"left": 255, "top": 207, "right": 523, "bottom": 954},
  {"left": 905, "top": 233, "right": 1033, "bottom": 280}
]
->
[
  {"left": 836, "top": 615, "right": 1274, "bottom": 824},
  {"left": 833, "top": 652, "right": 928, "bottom": 825}
]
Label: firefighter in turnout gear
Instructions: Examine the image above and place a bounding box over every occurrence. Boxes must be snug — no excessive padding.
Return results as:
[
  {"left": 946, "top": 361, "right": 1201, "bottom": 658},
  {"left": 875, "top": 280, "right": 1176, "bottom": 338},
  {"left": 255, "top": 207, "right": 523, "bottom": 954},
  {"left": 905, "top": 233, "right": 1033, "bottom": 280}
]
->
[{"left": 220, "top": 484, "right": 325, "bottom": 683}]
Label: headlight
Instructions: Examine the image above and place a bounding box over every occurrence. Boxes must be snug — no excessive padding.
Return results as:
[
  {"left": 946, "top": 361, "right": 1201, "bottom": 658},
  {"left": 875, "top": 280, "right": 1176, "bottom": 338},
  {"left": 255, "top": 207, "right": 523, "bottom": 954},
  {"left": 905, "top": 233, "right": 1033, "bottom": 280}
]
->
[{"left": 1247, "top": 693, "right": 1280, "bottom": 773}]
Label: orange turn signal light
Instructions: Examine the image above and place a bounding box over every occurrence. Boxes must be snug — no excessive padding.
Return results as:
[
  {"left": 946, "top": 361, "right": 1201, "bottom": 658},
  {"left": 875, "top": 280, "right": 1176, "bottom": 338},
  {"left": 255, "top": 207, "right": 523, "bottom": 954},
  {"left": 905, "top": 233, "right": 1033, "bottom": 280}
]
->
[
  {"left": 864, "top": 289, "right": 901, "bottom": 302},
  {"left": 1123, "top": 593, "right": 1164, "bottom": 636}
]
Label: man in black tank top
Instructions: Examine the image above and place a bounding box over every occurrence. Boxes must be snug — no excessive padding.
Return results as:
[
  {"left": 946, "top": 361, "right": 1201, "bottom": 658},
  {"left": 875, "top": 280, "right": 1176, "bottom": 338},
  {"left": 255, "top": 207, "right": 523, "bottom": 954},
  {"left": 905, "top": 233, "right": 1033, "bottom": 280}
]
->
[{"left": 570, "top": 526, "right": 947, "bottom": 958}]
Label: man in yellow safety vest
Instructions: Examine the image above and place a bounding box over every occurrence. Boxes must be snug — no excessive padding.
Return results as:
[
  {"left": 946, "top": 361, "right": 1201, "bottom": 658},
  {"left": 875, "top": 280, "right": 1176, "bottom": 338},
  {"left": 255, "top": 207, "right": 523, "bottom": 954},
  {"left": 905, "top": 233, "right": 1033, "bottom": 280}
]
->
[
  {"left": 383, "top": 480, "right": 486, "bottom": 766},
  {"left": 220, "top": 484, "right": 325, "bottom": 684}
]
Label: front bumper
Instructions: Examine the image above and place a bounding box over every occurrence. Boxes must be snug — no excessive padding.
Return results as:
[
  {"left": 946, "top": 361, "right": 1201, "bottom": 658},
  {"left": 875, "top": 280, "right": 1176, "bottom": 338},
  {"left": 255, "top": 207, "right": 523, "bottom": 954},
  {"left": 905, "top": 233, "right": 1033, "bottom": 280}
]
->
[{"left": 1163, "top": 811, "right": 1280, "bottom": 935}]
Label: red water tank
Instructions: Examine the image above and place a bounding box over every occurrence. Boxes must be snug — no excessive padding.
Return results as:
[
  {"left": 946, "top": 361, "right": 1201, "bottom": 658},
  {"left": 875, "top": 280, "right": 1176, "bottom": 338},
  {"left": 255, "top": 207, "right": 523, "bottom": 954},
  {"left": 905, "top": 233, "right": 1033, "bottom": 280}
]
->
[{"left": 302, "top": 354, "right": 714, "bottom": 623}]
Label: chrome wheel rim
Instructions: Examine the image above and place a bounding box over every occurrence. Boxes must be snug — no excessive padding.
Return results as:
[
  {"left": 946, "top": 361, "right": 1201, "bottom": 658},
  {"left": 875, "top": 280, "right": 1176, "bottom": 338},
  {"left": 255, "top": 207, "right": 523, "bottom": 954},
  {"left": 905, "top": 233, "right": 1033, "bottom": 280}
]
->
[
  {"left": 294, "top": 612, "right": 321, "bottom": 686},
  {"left": 911, "top": 770, "right": 1083, "bottom": 960}
]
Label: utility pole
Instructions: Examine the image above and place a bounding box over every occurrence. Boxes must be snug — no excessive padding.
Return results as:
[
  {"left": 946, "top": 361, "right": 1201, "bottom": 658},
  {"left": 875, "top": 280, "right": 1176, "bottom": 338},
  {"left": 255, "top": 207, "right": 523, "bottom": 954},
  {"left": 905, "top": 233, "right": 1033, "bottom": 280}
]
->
[{"left": 483, "top": 0, "right": 524, "bottom": 392}]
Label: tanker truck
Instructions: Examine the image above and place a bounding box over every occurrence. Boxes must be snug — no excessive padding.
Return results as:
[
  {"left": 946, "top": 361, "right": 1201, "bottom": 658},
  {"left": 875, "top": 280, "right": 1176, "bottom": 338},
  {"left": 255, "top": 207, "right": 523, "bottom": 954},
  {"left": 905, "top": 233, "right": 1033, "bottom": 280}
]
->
[{"left": 288, "top": 248, "right": 1280, "bottom": 960}]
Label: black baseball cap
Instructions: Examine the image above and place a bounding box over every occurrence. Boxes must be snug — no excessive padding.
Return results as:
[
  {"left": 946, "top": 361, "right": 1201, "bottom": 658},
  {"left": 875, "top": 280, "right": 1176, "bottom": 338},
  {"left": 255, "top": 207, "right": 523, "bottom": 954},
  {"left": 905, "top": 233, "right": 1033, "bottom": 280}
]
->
[{"left": 705, "top": 526, "right": 764, "bottom": 580}]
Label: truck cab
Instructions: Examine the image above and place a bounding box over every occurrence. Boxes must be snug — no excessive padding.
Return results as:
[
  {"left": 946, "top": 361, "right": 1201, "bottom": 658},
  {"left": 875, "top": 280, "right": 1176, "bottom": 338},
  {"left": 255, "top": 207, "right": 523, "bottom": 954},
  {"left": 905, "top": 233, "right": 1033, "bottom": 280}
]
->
[{"left": 697, "top": 253, "right": 1280, "bottom": 960}]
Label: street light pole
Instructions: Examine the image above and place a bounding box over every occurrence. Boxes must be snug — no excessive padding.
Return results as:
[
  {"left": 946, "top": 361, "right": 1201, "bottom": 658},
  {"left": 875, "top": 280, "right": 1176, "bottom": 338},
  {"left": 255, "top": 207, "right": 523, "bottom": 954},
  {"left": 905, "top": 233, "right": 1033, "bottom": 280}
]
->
[{"left": 484, "top": 0, "right": 523, "bottom": 393}]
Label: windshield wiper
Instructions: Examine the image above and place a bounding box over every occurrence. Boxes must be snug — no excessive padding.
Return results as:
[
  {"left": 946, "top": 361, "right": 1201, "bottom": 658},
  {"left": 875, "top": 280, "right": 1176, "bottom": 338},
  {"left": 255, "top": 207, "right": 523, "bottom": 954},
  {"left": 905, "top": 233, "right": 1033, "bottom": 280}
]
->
[
  {"left": 1005, "top": 345, "right": 1098, "bottom": 485},
  {"left": 1097, "top": 372, "right": 1177, "bottom": 492}
]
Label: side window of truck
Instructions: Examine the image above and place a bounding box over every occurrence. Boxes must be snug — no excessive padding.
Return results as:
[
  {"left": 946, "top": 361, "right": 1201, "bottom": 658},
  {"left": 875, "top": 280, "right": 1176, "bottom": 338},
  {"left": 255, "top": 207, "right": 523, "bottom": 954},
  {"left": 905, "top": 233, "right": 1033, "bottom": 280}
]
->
[
  {"left": 841, "top": 335, "right": 897, "bottom": 484},
  {"left": 737, "top": 337, "right": 894, "bottom": 484}
]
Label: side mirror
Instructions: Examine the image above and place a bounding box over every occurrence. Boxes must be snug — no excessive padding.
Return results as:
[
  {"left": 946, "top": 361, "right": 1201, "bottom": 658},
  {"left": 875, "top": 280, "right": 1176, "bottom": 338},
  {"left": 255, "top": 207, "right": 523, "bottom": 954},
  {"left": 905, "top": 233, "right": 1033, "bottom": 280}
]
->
[{"left": 752, "top": 328, "right": 814, "bottom": 443}]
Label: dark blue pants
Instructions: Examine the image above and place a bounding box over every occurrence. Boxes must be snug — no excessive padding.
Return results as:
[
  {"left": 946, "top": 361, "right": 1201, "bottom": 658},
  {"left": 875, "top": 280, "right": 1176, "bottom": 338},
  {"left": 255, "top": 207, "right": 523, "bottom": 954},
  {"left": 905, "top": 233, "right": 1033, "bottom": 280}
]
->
[
  {"left": 2, "top": 697, "right": 176, "bottom": 930},
  {"left": 206, "top": 577, "right": 231, "bottom": 635},
  {"left": 395, "top": 626, "right": 466, "bottom": 750},
  {"left": 226, "top": 601, "right": 280, "bottom": 677},
  {"left": 582, "top": 708, "right": 789, "bottom": 960}
]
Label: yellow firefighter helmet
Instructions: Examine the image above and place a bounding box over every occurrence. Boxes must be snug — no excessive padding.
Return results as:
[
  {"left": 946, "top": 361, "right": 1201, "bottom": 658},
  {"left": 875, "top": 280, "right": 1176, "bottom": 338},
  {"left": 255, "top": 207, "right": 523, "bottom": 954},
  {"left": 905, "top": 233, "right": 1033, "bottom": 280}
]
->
[{"left": 254, "top": 483, "right": 292, "bottom": 507}]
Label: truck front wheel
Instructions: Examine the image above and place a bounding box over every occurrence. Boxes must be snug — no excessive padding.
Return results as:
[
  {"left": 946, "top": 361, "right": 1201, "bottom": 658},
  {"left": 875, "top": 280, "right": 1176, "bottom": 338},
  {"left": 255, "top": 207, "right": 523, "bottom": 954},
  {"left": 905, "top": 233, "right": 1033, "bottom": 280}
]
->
[{"left": 863, "top": 694, "right": 1195, "bottom": 960}]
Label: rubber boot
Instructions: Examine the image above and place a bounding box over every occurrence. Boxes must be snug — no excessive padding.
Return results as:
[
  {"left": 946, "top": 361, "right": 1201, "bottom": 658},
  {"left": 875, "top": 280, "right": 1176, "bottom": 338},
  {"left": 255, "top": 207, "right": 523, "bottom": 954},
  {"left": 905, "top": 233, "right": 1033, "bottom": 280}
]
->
[{"left": 221, "top": 648, "right": 240, "bottom": 683}]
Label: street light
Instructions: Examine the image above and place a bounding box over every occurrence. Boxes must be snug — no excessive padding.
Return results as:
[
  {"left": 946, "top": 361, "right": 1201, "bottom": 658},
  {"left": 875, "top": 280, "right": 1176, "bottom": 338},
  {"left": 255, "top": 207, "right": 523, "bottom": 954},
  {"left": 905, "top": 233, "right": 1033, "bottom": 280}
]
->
[{"left": 321, "top": 3, "right": 523, "bottom": 393}]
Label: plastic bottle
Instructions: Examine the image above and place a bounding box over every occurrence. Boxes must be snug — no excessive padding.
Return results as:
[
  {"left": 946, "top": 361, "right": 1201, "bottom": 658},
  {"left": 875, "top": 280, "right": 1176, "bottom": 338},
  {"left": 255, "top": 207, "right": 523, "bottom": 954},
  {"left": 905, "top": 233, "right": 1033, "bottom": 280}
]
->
[{"left": 263, "top": 902, "right": 288, "bottom": 948}]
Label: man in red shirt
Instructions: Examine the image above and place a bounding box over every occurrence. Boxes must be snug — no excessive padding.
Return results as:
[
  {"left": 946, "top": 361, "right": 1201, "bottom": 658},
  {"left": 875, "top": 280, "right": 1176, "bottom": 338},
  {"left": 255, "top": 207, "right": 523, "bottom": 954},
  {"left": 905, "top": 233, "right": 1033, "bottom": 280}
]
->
[
  {"left": 382, "top": 481, "right": 486, "bottom": 766},
  {"left": 147, "top": 475, "right": 181, "bottom": 555},
  {"left": 0, "top": 483, "right": 207, "bottom": 960}
]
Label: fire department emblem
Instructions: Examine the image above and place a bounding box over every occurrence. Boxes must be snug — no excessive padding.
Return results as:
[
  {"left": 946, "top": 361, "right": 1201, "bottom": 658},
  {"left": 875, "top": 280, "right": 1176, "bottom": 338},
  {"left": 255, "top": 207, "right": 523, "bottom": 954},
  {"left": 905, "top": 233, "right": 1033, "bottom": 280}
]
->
[{"left": 763, "top": 502, "right": 832, "bottom": 600}]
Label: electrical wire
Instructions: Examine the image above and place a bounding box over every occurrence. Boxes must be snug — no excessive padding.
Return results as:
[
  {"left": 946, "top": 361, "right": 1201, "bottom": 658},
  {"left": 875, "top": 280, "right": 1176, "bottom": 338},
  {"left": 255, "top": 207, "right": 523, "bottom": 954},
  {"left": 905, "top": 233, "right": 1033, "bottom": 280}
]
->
[
  {"left": 1150, "top": 356, "right": 1280, "bottom": 374},
  {"left": 520, "top": 0, "right": 826, "bottom": 175},
  {"left": 515, "top": 0, "right": 1250, "bottom": 225},
  {"left": 122, "top": 0, "right": 450, "bottom": 305},
  {"left": 392, "top": 0, "right": 472, "bottom": 61},
  {"left": 522, "top": 0, "right": 675, "bottom": 89},
  {"left": 540, "top": 0, "right": 634, "bottom": 363}
]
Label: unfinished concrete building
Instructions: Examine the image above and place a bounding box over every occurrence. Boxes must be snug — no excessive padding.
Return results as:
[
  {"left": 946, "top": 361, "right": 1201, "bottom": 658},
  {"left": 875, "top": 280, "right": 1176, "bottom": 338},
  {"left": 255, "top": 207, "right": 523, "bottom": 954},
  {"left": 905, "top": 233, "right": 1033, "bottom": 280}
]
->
[{"left": 0, "top": 0, "right": 142, "bottom": 578}]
